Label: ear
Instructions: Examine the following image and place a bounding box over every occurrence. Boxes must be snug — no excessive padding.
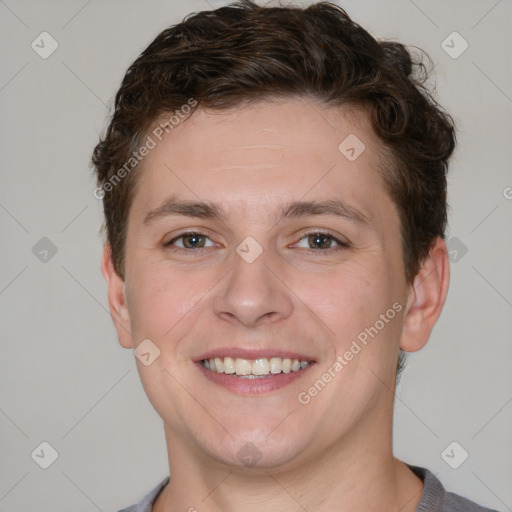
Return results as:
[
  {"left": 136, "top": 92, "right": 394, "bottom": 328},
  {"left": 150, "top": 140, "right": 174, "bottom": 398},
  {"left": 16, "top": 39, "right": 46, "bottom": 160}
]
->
[
  {"left": 399, "top": 237, "right": 450, "bottom": 352},
  {"left": 101, "top": 244, "right": 133, "bottom": 349}
]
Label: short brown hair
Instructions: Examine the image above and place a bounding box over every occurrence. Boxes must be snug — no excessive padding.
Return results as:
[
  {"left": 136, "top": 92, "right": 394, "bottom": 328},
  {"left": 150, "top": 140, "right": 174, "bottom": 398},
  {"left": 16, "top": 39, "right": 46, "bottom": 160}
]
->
[{"left": 92, "top": 0, "right": 456, "bottom": 286}]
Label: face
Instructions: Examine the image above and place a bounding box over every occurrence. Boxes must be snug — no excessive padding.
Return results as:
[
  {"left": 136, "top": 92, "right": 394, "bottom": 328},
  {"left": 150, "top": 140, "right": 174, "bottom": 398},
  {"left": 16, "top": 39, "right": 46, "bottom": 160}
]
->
[{"left": 109, "top": 98, "right": 417, "bottom": 471}]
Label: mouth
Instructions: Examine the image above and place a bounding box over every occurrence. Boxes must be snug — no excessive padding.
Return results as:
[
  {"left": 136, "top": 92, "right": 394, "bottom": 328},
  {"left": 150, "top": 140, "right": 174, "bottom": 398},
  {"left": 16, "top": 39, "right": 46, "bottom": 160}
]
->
[
  {"left": 195, "top": 350, "right": 316, "bottom": 395},
  {"left": 200, "top": 356, "right": 312, "bottom": 378}
]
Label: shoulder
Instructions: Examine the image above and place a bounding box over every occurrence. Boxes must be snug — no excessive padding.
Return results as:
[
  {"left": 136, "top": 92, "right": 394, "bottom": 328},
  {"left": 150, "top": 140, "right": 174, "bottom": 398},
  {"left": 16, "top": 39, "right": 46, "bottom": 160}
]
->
[
  {"left": 407, "top": 464, "right": 499, "bottom": 512},
  {"left": 114, "top": 476, "right": 170, "bottom": 512},
  {"left": 442, "top": 490, "right": 500, "bottom": 512}
]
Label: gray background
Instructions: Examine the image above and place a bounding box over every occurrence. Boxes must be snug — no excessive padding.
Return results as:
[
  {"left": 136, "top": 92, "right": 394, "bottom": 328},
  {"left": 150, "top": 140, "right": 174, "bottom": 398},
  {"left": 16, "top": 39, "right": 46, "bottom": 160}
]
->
[{"left": 0, "top": 0, "right": 511, "bottom": 510}]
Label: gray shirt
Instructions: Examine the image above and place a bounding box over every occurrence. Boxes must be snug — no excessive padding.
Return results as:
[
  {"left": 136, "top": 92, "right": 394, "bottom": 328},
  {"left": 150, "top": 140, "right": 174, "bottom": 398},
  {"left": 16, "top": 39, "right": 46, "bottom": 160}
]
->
[{"left": 116, "top": 464, "right": 499, "bottom": 512}]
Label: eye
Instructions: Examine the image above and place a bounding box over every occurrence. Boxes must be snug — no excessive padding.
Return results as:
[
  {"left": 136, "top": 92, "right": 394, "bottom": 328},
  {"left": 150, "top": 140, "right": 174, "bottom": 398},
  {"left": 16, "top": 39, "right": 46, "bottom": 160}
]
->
[
  {"left": 164, "top": 230, "right": 349, "bottom": 253},
  {"left": 294, "top": 231, "right": 349, "bottom": 252},
  {"left": 165, "top": 231, "right": 217, "bottom": 250}
]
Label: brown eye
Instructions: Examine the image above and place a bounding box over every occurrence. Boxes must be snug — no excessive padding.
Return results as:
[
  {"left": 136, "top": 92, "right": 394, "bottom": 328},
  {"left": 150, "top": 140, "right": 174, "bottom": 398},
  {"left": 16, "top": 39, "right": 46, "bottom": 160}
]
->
[
  {"left": 294, "top": 231, "right": 348, "bottom": 251},
  {"left": 181, "top": 233, "right": 206, "bottom": 248},
  {"left": 165, "top": 232, "right": 214, "bottom": 249},
  {"left": 308, "top": 233, "right": 334, "bottom": 249}
]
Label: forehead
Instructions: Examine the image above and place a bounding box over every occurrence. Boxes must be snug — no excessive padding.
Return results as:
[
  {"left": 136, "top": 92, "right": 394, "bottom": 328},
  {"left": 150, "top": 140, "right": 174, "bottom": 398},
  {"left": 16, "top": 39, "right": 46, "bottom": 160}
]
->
[
  {"left": 149, "top": 99, "right": 381, "bottom": 171},
  {"left": 130, "top": 98, "right": 395, "bottom": 228}
]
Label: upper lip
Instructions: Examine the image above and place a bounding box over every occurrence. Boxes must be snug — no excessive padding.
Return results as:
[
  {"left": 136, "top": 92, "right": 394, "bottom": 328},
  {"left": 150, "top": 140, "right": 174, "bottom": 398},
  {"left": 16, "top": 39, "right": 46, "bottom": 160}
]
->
[{"left": 194, "top": 348, "right": 316, "bottom": 363}]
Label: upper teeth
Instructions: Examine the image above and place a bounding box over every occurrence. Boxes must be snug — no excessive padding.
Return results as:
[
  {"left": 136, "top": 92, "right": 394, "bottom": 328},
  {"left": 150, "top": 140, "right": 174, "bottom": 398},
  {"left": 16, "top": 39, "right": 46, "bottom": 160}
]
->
[{"left": 202, "top": 357, "right": 310, "bottom": 376}]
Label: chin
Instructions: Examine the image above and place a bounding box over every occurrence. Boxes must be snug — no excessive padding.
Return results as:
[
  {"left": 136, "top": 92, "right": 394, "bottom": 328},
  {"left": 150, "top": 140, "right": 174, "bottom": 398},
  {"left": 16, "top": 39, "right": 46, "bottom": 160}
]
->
[{"left": 195, "top": 423, "right": 316, "bottom": 472}]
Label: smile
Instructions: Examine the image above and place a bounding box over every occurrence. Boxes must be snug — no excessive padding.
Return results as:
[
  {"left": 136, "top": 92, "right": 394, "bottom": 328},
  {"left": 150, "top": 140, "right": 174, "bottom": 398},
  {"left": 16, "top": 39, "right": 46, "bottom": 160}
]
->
[{"left": 201, "top": 356, "right": 311, "bottom": 378}]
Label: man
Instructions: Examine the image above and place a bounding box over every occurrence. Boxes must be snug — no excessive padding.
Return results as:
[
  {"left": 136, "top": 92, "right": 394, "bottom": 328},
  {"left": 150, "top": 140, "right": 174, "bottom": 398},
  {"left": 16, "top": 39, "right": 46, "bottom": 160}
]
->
[{"left": 92, "top": 1, "right": 498, "bottom": 510}]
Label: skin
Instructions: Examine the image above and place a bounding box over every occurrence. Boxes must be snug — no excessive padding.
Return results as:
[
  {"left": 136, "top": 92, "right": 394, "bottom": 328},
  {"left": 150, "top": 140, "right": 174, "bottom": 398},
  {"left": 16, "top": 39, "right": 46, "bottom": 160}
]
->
[{"left": 102, "top": 97, "right": 450, "bottom": 512}]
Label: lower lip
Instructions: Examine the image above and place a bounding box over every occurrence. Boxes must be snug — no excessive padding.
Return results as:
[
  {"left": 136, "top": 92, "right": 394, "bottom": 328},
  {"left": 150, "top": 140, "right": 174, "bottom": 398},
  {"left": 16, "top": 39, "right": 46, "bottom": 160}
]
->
[{"left": 196, "top": 362, "right": 314, "bottom": 395}]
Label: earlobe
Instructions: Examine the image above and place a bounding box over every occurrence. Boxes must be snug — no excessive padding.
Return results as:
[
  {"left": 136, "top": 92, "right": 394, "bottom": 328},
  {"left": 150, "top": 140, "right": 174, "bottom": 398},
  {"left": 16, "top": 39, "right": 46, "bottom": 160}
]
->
[
  {"left": 399, "top": 238, "right": 450, "bottom": 353},
  {"left": 101, "top": 244, "right": 133, "bottom": 348}
]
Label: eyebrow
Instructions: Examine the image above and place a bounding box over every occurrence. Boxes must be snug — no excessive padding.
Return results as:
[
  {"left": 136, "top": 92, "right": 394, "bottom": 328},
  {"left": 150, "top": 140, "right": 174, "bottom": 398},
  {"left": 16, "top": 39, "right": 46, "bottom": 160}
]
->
[{"left": 142, "top": 194, "right": 371, "bottom": 227}]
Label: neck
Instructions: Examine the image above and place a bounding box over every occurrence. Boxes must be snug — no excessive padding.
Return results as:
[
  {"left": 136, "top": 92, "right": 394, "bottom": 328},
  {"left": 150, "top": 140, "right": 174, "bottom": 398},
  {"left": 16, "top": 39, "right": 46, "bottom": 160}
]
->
[{"left": 154, "top": 409, "right": 423, "bottom": 512}]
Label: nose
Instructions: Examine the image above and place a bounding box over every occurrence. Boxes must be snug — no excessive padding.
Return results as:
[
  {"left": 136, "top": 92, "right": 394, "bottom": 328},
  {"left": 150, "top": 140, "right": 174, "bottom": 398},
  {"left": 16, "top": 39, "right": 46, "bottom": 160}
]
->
[{"left": 212, "top": 244, "right": 293, "bottom": 328}]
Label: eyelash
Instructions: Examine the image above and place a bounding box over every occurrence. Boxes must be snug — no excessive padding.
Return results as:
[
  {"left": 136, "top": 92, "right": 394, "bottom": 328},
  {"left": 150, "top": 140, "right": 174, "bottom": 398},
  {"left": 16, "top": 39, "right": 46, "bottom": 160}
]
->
[{"left": 164, "top": 230, "right": 350, "bottom": 255}]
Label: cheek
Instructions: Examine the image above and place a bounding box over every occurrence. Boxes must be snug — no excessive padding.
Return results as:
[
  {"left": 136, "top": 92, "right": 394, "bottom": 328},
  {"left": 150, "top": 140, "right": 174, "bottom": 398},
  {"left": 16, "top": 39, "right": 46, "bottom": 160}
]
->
[
  {"left": 127, "top": 262, "right": 219, "bottom": 341},
  {"left": 303, "top": 260, "right": 401, "bottom": 369},
  {"left": 301, "top": 262, "right": 385, "bottom": 333}
]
